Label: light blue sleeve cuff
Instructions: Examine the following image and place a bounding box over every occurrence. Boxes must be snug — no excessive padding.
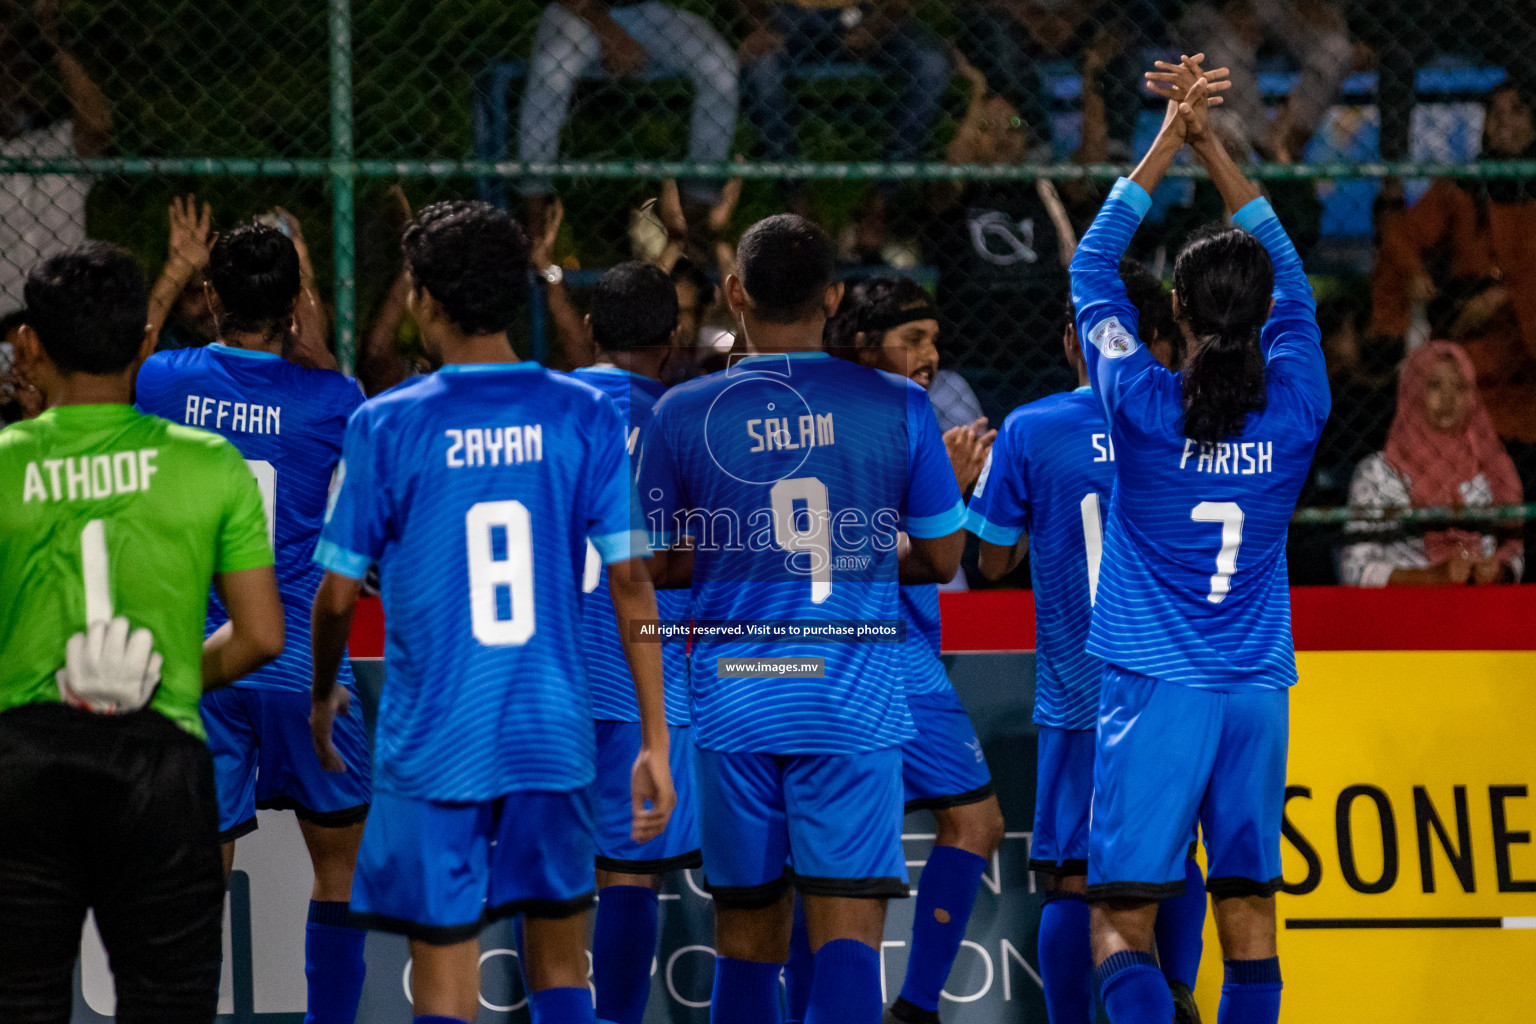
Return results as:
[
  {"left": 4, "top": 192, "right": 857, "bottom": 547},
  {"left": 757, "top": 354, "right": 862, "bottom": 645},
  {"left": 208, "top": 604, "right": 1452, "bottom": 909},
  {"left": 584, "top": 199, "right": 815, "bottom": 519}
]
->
[
  {"left": 313, "top": 538, "right": 372, "bottom": 579},
  {"left": 592, "top": 528, "right": 651, "bottom": 565},
  {"left": 964, "top": 509, "right": 1024, "bottom": 547},
  {"left": 907, "top": 499, "right": 967, "bottom": 539},
  {"left": 1232, "top": 196, "right": 1277, "bottom": 232},
  {"left": 1108, "top": 177, "right": 1153, "bottom": 220}
]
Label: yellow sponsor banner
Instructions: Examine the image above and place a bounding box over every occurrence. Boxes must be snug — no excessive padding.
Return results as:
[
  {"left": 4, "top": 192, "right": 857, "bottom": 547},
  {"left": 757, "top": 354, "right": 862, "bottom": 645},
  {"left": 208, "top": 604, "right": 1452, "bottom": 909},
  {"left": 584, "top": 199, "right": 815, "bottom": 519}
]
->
[{"left": 1192, "top": 651, "right": 1536, "bottom": 1022}]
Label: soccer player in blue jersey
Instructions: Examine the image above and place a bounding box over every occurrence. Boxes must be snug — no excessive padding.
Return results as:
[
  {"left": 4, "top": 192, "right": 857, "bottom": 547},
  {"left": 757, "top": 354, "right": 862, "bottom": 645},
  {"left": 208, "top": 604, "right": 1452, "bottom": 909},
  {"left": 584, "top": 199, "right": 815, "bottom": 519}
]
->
[
  {"left": 308, "top": 202, "right": 675, "bottom": 1024},
  {"left": 964, "top": 263, "right": 1208, "bottom": 1024},
  {"left": 571, "top": 262, "right": 701, "bottom": 1024},
  {"left": 135, "top": 223, "right": 372, "bottom": 1024},
  {"left": 638, "top": 215, "right": 966, "bottom": 1024},
  {"left": 822, "top": 277, "right": 1004, "bottom": 1024},
  {"left": 1069, "top": 59, "right": 1327, "bottom": 1024}
]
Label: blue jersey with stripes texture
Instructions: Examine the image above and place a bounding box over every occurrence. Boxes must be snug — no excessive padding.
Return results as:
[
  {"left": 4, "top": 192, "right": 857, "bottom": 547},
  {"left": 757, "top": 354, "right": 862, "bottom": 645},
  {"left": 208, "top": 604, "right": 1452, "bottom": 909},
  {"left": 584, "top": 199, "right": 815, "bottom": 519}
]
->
[
  {"left": 637, "top": 351, "right": 966, "bottom": 754},
  {"left": 571, "top": 365, "right": 692, "bottom": 726},
  {"left": 965, "top": 386, "right": 1117, "bottom": 728},
  {"left": 136, "top": 343, "right": 365, "bottom": 694},
  {"left": 315, "top": 362, "right": 646, "bottom": 801},
  {"left": 1069, "top": 180, "right": 1328, "bottom": 690}
]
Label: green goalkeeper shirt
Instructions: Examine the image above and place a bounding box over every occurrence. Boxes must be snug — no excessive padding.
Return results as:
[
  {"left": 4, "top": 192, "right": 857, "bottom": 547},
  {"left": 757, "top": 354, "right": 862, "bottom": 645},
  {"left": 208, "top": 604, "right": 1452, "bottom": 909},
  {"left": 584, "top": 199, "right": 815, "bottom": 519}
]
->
[{"left": 0, "top": 403, "right": 274, "bottom": 738}]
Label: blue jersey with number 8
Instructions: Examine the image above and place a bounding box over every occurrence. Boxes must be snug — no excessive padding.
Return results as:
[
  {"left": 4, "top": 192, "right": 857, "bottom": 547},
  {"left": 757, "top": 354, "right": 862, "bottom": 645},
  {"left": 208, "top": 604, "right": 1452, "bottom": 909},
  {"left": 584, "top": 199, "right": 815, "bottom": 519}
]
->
[
  {"left": 316, "top": 363, "right": 645, "bottom": 801},
  {"left": 1070, "top": 180, "right": 1328, "bottom": 690},
  {"left": 637, "top": 352, "right": 965, "bottom": 754}
]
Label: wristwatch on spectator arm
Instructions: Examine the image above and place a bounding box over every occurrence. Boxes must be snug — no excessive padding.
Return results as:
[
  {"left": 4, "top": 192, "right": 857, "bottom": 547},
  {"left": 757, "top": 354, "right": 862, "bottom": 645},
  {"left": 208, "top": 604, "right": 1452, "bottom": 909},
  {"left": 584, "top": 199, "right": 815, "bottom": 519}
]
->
[{"left": 539, "top": 264, "right": 563, "bottom": 287}]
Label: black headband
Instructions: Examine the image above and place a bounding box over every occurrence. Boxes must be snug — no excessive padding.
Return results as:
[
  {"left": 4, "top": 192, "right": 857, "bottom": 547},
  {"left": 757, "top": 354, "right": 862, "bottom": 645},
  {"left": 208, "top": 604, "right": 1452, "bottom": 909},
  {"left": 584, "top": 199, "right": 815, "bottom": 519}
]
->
[{"left": 860, "top": 303, "right": 940, "bottom": 338}]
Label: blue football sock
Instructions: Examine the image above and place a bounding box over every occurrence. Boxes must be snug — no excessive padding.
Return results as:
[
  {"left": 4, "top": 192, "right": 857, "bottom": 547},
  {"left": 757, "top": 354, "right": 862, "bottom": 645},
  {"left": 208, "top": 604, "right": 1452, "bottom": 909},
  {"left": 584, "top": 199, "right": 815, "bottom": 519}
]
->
[
  {"left": 413, "top": 1017, "right": 471, "bottom": 1024},
  {"left": 531, "top": 985, "right": 595, "bottom": 1024},
  {"left": 898, "top": 845, "right": 988, "bottom": 1013},
  {"left": 783, "top": 899, "right": 814, "bottom": 1024},
  {"left": 805, "top": 939, "right": 880, "bottom": 1024},
  {"left": 593, "top": 886, "right": 660, "bottom": 1024},
  {"left": 1217, "top": 958, "right": 1282, "bottom": 1024},
  {"left": 710, "top": 957, "right": 783, "bottom": 1024},
  {"left": 304, "top": 900, "right": 367, "bottom": 1024},
  {"left": 1037, "top": 894, "right": 1093, "bottom": 1024},
  {"left": 1093, "top": 950, "right": 1173, "bottom": 1024},
  {"left": 1153, "top": 856, "right": 1207, "bottom": 990}
]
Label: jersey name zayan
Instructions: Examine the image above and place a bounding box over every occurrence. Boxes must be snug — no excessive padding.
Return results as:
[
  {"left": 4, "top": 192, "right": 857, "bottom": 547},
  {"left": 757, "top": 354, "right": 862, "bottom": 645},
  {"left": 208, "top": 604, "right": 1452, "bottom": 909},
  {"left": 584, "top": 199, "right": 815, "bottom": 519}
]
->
[
  {"left": 183, "top": 394, "right": 281, "bottom": 435},
  {"left": 445, "top": 426, "right": 544, "bottom": 467},
  {"left": 22, "top": 449, "right": 159, "bottom": 502},
  {"left": 746, "top": 413, "right": 835, "bottom": 453}
]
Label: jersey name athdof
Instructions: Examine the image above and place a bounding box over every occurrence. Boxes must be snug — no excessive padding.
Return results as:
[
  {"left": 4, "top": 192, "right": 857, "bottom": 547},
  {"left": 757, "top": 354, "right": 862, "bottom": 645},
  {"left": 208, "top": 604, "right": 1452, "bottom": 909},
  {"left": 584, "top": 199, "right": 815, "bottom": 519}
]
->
[
  {"left": 21, "top": 449, "right": 159, "bottom": 503},
  {"left": 1089, "top": 316, "right": 1139, "bottom": 359},
  {"left": 184, "top": 394, "right": 281, "bottom": 435},
  {"left": 1179, "top": 438, "right": 1274, "bottom": 475}
]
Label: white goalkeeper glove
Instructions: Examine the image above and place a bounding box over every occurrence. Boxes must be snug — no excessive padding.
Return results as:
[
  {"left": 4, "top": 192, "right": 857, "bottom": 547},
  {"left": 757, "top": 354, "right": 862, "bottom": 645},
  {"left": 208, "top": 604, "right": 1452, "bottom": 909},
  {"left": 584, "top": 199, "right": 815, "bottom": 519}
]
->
[{"left": 56, "top": 617, "right": 163, "bottom": 714}]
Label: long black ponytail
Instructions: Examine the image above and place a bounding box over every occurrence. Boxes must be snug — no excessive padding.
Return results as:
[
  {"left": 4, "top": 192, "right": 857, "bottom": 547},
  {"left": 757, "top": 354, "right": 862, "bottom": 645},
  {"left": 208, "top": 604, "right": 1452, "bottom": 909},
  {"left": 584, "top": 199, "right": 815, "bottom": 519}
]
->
[{"left": 1172, "top": 227, "right": 1274, "bottom": 444}]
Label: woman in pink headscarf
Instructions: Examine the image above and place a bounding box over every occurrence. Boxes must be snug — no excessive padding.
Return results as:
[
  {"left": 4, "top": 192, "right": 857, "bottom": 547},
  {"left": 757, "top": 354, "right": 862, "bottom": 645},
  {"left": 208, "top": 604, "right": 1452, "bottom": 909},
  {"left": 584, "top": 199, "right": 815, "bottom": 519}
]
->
[{"left": 1340, "top": 341, "right": 1525, "bottom": 586}]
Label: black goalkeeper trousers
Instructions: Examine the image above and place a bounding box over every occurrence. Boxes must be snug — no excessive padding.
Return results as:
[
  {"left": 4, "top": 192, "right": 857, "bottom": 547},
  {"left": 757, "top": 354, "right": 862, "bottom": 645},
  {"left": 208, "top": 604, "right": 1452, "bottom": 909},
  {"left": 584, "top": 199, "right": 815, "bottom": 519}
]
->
[{"left": 0, "top": 703, "right": 225, "bottom": 1024}]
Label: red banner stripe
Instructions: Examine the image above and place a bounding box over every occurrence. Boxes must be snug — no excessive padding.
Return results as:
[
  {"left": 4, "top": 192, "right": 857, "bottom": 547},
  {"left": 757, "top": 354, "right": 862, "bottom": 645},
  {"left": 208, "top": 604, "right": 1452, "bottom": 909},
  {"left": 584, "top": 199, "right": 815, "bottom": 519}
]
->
[{"left": 346, "top": 586, "right": 1535, "bottom": 660}]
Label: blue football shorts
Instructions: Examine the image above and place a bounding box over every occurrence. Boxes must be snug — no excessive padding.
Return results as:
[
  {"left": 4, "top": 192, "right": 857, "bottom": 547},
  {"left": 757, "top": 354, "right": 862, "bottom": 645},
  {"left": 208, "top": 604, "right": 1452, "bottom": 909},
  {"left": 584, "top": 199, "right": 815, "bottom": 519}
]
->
[
  {"left": 200, "top": 685, "right": 372, "bottom": 842},
  {"left": 593, "top": 721, "right": 702, "bottom": 873},
  {"left": 696, "top": 746, "right": 908, "bottom": 907},
  {"left": 901, "top": 689, "right": 995, "bottom": 812},
  {"left": 1029, "top": 725, "right": 1095, "bottom": 878},
  {"left": 351, "top": 787, "right": 597, "bottom": 944},
  {"left": 1088, "top": 666, "right": 1289, "bottom": 901}
]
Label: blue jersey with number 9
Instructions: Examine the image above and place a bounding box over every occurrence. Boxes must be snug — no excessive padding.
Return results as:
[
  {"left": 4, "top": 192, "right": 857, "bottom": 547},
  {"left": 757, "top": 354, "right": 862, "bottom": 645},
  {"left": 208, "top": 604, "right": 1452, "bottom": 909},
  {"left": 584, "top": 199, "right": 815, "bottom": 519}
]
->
[
  {"left": 1070, "top": 180, "right": 1329, "bottom": 691},
  {"left": 315, "top": 363, "right": 645, "bottom": 801},
  {"left": 637, "top": 352, "right": 966, "bottom": 754}
]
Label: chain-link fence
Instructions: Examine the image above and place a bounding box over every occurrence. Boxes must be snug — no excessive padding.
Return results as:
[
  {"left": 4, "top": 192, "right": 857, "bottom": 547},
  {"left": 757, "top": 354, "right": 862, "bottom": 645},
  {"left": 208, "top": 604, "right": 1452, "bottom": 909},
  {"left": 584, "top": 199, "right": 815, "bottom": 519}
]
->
[{"left": 0, "top": 0, "right": 1533, "bottom": 584}]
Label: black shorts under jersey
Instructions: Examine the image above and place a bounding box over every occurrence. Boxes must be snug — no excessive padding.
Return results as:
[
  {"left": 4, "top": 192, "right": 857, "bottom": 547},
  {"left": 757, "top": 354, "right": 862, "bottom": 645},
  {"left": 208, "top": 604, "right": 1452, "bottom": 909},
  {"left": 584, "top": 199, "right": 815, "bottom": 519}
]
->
[{"left": 0, "top": 703, "right": 225, "bottom": 1024}]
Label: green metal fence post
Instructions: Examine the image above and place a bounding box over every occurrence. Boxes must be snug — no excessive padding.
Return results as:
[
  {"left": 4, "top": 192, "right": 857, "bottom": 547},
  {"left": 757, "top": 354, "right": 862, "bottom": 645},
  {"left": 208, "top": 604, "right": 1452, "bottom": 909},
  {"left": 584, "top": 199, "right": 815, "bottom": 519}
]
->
[{"left": 329, "top": 0, "right": 356, "bottom": 374}]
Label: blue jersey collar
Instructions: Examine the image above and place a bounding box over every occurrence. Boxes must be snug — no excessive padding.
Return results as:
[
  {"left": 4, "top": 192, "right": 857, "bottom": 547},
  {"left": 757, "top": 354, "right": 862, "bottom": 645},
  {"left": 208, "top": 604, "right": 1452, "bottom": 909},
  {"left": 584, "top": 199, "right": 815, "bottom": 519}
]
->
[
  {"left": 210, "top": 342, "right": 283, "bottom": 361},
  {"left": 437, "top": 360, "right": 542, "bottom": 375}
]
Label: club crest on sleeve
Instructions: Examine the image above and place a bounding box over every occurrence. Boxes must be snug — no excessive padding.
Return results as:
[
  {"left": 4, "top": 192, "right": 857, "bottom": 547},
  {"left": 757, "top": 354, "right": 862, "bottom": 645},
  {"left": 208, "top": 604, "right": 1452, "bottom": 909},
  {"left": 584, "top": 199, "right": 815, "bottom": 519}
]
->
[{"left": 1089, "top": 316, "right": 1139, "bottom": 360}]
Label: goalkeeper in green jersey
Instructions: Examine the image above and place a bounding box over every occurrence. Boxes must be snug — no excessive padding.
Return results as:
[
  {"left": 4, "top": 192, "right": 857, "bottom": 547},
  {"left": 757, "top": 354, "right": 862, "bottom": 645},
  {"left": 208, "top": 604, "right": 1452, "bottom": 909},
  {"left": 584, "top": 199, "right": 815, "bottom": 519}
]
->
[{"left": 0, "top": 242, "right": 286, "bottom": 1024}]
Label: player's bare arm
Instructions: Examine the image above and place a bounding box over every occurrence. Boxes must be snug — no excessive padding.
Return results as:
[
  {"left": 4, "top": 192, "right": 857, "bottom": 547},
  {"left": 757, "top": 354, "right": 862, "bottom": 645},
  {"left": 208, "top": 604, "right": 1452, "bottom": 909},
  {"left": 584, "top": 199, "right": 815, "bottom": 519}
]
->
[
  {"left": 308, "top": 570, "right": 363, "bottom": 773},
  {"left": 976, "top": 535, "right": 1029, "bottom": 583},
  {"left": 899, "top": 528, "right": 965, "bottom": 586},
  {"left": 202, "top": 564, "right": 284, "bottom": 691},
  {"left": 606, "top": 556, "right": 676, "bottom": 843},
  {"left": 1147, "top": 55, "right": 1260, "bottom": 215}
]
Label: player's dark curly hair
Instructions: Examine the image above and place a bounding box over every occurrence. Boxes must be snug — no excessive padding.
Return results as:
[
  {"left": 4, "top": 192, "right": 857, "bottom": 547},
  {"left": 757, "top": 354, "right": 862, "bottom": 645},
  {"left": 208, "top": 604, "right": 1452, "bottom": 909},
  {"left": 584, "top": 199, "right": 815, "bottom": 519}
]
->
[
  {"left": 1064, "top": 259, "right": 1178, "bottom": 360},
  {"left": 402, "top": 200, "right": 530, "bottom": 336},
  {"left": 591, "top": 261, "right": 679, "bottom": 352},
  {"left": 824, "top": 276, "right": 931, "bottom": 351},
  {"left": 1172, "top": 225, "right": 1273, "bottom": 444},
  {"left": 736, "top": 214, "right": 836, "bottom": 324},
  {"left": 24, "top": 242, "right": 148, "bottom": 376},
  {"left": 209, "top": 224, "right": 300, "bottom": 339},
  {"left": 1118, "top": 258, "right": 1178, "bottom": 360}
]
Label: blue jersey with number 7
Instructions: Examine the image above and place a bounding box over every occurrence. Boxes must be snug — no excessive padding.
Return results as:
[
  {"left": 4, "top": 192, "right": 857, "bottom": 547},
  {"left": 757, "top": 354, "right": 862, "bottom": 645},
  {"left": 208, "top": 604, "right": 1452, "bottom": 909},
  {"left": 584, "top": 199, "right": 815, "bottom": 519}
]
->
[
  {"left": 636, "top": 352, "right": 966, "bottom": 754},
  {"left": 1070, "top": 180, "right": 1328, "bottom": 690},
  {"left": 315, "top": 363, "right": 646, "bottom": 801}
]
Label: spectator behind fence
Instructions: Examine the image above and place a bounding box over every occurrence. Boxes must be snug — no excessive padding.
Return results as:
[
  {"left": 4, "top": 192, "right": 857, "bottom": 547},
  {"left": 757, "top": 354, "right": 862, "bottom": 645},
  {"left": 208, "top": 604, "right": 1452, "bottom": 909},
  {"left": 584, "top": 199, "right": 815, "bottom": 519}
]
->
[
  {"left": 1180, "top": 0, "right": 1352, "bottom": 161},
  {"left": 0, "top": 2, "right": 112, "bottom": 313},
  {"left": 925, "top": 53, "right": 1080, "bottom": 421},
  {"left": 518, "top": 1, "right": 739, "bottom": 234},
  {"left": 0, "top": 309, "right": 40, "bottom": 423},
  {"left": 1340, "top": 341, "right": 1524, "bottom": 587},
  {"left": 1362, "top": 0, "right": 1536, "bottom": 166},
  {"left": 958, "top": 0, "right": 1175, "bottom": 160},
  {"left": 1369, "top": 83, "right": 1536, "bottom": 442},
  {"left": 738, "top": 0, "right": 949, "bottom": 247}
]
